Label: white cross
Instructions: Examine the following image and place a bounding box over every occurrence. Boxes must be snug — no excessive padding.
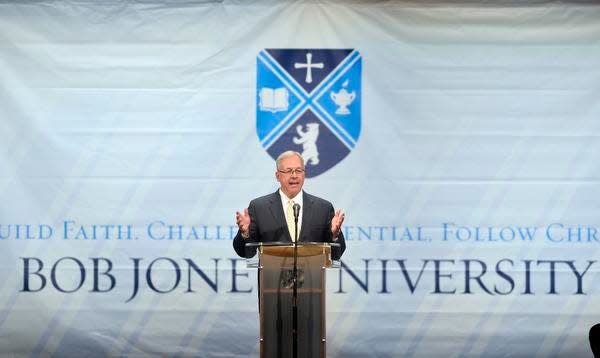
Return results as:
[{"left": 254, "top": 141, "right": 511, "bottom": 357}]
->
[{"left": 294, "top": 52, "right": 324, "bottom": 84}]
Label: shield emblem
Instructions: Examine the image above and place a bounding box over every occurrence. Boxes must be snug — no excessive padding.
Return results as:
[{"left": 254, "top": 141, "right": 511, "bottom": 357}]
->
[{"left": 256, "top": 49, "right": 362, "bottom": 178}]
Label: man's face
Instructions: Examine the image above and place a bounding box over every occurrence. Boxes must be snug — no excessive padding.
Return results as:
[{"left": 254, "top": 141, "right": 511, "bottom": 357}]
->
[{"left": 276, "top": 155, "right": 305, "bottom": 199}]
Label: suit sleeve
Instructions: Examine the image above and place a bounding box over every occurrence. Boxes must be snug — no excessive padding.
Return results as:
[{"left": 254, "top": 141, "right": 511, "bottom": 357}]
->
[{"left": 233, "top": 201, "right": 259, "bottom": 258}]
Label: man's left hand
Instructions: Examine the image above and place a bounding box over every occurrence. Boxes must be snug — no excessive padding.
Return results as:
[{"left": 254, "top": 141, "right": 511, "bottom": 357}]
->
[{"left": 331, "top": 209, "right": 345, "bottom": 239}]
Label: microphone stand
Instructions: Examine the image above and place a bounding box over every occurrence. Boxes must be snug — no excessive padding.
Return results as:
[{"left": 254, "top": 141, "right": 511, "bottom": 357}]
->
[{"left": 292, "top": 204, "right": 300, "bottom": 358}]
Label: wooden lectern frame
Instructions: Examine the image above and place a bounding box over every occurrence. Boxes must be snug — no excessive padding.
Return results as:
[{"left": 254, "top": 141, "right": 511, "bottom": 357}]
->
[{"left": 246, "top": 242, "right": 340, "bottom": 358}]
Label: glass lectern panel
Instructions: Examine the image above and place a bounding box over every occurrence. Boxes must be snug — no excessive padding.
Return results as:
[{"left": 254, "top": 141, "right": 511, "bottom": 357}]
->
[{"left": 245, "top": 242, "right": 340, "bottom": 358}]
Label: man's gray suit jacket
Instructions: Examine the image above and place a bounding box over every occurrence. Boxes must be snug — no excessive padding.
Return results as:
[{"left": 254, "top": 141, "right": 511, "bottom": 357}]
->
[{"left": 233, "top": 190, "right": 346, "bottom": 260}]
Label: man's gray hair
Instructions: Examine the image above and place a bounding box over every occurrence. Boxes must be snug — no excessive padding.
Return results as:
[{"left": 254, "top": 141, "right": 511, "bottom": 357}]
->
[{"left": 276, "top": 151, "right": 304, "bottom": 169}]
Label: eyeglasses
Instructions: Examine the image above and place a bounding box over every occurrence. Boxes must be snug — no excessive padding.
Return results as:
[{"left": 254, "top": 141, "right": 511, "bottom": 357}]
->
[{"left": 278, "top": 168, "right": 305, "bottom": 175}]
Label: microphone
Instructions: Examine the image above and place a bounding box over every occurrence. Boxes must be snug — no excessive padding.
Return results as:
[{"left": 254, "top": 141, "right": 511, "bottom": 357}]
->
[{"left": 293, "top": 203, "right": 301, "bottom": 222}]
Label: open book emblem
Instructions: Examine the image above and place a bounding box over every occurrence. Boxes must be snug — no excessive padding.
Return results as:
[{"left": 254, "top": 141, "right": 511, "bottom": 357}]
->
[{"left": 259, "top": 87, "right": 289, "bottom": 113}]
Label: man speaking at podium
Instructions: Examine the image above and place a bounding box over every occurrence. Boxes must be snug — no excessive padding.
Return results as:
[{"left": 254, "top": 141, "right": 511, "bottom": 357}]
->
[{"left": 233, "top": 151, "right": 346, "bottom": 260}]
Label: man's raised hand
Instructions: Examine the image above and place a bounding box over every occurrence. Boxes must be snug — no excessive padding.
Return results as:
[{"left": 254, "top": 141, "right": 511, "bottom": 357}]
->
[
  {"left": 236, "top": 208, "right": 251, "bottom": 238},
  {"left": 331, "top": 209, "right": 345, "bottom": 239}
]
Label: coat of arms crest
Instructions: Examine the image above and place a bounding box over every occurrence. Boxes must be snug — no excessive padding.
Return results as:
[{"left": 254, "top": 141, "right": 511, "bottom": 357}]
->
[{"left": 256, "top": 49, "right": 362, "bottom": 177}]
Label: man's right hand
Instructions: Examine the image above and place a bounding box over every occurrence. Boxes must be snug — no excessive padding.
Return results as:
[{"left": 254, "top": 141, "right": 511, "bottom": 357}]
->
[{"left": 235, "top": 208, "right": 251, "bottom": 238}]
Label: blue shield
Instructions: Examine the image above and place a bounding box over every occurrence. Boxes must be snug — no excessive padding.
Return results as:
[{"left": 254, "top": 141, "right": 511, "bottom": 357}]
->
[{"left": 256, "top": 49, "right": 362, "bottom": 178}]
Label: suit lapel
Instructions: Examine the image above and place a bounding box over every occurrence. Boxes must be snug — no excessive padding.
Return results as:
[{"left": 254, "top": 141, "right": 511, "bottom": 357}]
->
[
  {"left": 268, "top": 191, "right": 291, "bottom": 242},
  {"left": 299, "top": 191, "right": 312, "bottom": 242}
]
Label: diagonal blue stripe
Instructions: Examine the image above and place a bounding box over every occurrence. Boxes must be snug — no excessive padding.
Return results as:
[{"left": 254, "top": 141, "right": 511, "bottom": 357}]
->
[
  {"left": 259, "top": 51, "right": 307, "bottom": 101},
  {"left": 258, "top": 53, "right": 308, "bottom": 148},
  {"left": 312, "top": 50, "right": 360, "bottom": 100},
  {"left": 311, "top": 102, "right": 356, "bottom": 149},
  {"left": 260, "top": 100, "right": 309, "bottom": 148}
]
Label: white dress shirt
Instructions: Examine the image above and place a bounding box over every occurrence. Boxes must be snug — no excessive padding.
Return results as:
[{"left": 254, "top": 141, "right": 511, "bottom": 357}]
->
[{"left": 279, "top": 189, "right": 303, "bottom": 239}]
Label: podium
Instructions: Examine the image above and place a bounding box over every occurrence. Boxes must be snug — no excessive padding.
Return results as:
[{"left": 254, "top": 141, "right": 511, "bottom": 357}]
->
[{"left": 246, "top": 242, "right": 340, "bottom": 358}]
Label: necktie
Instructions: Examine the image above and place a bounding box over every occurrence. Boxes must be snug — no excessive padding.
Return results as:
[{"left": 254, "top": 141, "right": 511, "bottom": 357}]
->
[{"left": 286, "top": 200, "right": 296, "bottom": 241}]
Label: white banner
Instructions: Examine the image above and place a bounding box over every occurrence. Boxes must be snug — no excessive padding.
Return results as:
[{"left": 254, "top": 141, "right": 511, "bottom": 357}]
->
[{"left": 1, "top": 1, "right": 599, "bottom": 356}]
